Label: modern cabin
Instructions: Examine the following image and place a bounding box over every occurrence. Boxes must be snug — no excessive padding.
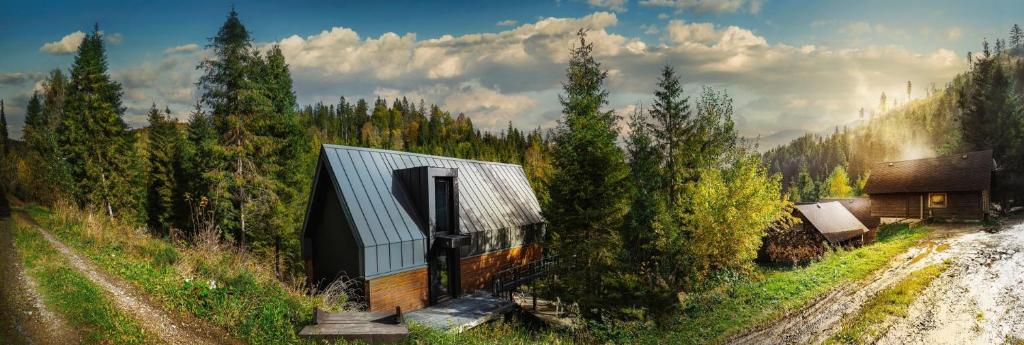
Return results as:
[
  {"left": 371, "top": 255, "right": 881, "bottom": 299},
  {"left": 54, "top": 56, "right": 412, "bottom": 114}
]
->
[
  {"left": 863, "top": 150, "right": 994, "bottom": 221},
  {"left": 300, "top": 145, "right": 545, "bottom": 313}
]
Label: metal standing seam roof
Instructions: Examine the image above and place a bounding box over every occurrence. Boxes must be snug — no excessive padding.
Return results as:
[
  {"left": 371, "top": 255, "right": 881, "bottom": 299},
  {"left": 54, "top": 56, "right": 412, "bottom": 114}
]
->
[
  {"left": 863, "top": 150, "right": 994, "bottom": 194},
  {"left": 313, "top": 144, "right": 546, "bottom": 278},
  {"left": 795, "top": 201, "right": 869, "bottom": 244}
]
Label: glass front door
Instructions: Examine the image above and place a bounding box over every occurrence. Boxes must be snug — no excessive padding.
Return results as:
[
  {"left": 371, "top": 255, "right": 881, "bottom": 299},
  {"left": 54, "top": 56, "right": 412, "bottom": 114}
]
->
[{"left": 429, "top": 177, "right": 459, "bottom": 304}]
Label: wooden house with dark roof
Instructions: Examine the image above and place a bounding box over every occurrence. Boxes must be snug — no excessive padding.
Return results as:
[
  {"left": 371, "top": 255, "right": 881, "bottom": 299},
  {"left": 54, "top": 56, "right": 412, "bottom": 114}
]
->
[
  {"left": 863, "top": 150, "right": 995, "bottom": 221},
  {"left": 300, "top": 145, "right": 545, "bottom": 313}
]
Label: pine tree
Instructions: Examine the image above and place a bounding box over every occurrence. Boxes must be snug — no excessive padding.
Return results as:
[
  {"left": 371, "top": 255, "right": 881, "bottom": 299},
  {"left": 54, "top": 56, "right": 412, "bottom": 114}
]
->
[
  {"left": 620, "top": 105, "right": 674, "bottom": 315},
  {"left": 796, "top": 165, "right": 817, "bottom": 202},
  {"left": 1011, "top": 24, "right": 1023, "bottom": 49},
  {"left": 40, "top": 70, "right": 72, "bottom": 199},
  {"left": 181, "top": 102, "right": 221, "bottom": 226},
  {"left": 199, "top": 8, "right": 255, "bottom": 133},
  {"left": 0, "top": 99, "right": 8, "bottom": 155},
  {"left": 60, "top": 25, "right": 143, "bottom": 220},
  {"left": 545, "top": 29, "right": 628, "bottom": 313},
  {"left": 198, "top": 9, "right": 291, "bottom": 249},
  {"left": 23, "top": 94, "right": 44, "bottom": 147},
  {"left": 649, "top": 65, "right": 690, "bottom": 207},
  {"left": 146, "top": 104, "right": 182, "bottom": 233}
]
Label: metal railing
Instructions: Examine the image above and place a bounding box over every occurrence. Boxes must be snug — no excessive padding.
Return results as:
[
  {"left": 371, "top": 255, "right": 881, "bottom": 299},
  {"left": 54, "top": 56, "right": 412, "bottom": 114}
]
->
[{"left": 491, "top": 255, "right": 559, "bottom": 297}]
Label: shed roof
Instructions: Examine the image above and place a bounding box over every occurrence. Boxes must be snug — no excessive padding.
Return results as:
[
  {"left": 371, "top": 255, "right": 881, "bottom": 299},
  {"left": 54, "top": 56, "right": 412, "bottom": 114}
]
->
[
  {"left": 820, "top": 198, "right": 879, "bottom": 229},
  {"left": 863, "top": 150, "right": 994, "bottom": 194},
  {"left": 795, "top": 201, "right": 869, "bottom": 244},
  {"left": 304, "top": 145, "right": 545, "bottom": 278}
]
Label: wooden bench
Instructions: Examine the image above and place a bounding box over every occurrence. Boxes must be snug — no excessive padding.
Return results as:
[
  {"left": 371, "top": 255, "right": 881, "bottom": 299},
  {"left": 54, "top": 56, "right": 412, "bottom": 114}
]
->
[{"left": 298, "top": 308, "right": 409, "bottom": 343}]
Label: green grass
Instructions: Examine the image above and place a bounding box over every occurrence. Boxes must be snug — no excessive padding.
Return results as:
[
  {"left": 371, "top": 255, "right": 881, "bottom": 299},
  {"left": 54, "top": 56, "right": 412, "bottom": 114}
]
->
[
  {"left": 643, "top": 223, "right": 930, "bottom": 344},
  {"left": 825, "top": 262, "right": 949, "bottom": 345},
  {"left": 20, "top": 204, "right": 934, "bottom": 345},
  {"left": 11, "top": 216, "right": 153, "bottom": 344},
  {"left": 408, "top": 319, "right": 581, "bottom": 345},
  {"left": 25, "top": 204, "right": 318, "bottom": 344}
]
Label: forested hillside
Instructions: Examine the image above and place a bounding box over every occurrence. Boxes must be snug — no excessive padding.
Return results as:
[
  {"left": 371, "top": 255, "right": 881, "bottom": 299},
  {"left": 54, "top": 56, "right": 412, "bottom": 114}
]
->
[
  {"left": 2, "top": 11, "right": 554, "bottom": 283},
  {"left": 764, "top": 25, "right": 1024, "bottom": 208}
]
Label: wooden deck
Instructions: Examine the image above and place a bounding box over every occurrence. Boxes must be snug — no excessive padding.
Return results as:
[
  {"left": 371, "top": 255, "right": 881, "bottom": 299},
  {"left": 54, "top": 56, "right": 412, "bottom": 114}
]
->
[
  {"left": 298, "top": 309, "right": 408, "bottom": 344},
  {"left": 404, "top": 292, "right": 515, "bottom": 332}
]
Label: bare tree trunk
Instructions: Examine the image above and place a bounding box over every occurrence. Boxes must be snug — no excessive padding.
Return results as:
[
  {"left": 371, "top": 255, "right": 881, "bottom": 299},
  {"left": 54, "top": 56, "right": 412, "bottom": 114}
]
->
[
  {"left": 100, "top": 172, "right": 113, "bottom": 218},
  {"left": 274, "top": 235, "right": 281, "bottom": 278}
]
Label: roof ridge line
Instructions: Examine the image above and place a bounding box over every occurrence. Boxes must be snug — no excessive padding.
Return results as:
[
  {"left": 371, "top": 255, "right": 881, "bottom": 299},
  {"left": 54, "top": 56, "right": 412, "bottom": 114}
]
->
[
  {"left": 873, "top": 149, "right": 993, "bottom": 165},
  {"left": 321, "top": 144, "right": 524, "bottom": 168}
]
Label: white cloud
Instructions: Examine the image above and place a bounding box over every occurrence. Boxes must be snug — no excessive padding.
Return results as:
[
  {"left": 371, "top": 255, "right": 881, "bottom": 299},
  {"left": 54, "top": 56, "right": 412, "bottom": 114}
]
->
[
  {"left": 587, "top": 0, "right": 629, "bottom": 12},
  {"left": 639, "top": 0, "right": 760, "bottom": 14},
  {"left": 165, "top": 43, "right": 200, "bottom": 55},
  {"left": 266, "top": 13, "right": 965, "bottom": 136},
  {"left": 0, "top": 72, "right": 45, "bottom": 86},
  {"left": 657, "top": 13, "right": 671, "bottom": 20},
  {"left": 105, "top": 32, "right": 124, "bottom": 45},
  {"left": 946, "top": 26, "right": 963, "bottom": 41},
  {"left": 34, "top": 11, "right": 960, "bottom": 138},
  {"left": 496, "top": 19, "right": 518, "bottom": 27},
  {"left": 112, "top": 45, "right": 205, "bottom": 125},
  {"left": 40, "top": 31, "right": 86, "bottom": 54}
]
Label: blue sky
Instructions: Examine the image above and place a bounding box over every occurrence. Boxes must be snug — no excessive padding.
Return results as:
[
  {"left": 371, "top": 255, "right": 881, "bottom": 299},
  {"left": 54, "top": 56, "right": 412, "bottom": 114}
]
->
[{"left": 2, "top": 0, "right": 1021, "bottom": 148}]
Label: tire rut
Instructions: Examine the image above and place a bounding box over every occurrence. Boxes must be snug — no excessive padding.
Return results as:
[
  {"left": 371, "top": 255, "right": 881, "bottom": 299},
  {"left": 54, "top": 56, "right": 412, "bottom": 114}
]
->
[
  {"left": 0, "top": 217, "right": 80, "bottom": 344},
  {"left": 726, "top": 225, "right": 980, "bottom": 345},
  {"left": 14, "top": 211, "right": 234, "bottom": 345}
]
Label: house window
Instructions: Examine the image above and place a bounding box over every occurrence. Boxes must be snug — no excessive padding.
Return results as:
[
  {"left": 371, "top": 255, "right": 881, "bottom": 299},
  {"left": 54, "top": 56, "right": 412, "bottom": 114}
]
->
[{"left": 927, "top": 193, "right": 947, "bottom": 208}]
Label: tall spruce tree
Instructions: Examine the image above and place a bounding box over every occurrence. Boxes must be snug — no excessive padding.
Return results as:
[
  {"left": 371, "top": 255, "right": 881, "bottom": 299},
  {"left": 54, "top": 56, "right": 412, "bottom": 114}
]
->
[
  {"left": 545, "top": 29, "right": 628, "bottom": 314},
  {"left": 620, "top": 105, "right": 674, "bottom": 315},
  {"left": 181, "top": 102, "right": 222, "bottom": 232},
  {"left": 649, "top": 66, "right": 690, "bottom": 207},
  {"left": 60, "top": 25, "right": 142, "bottom": 220},
  {"left": 198, "top": 9, "right": 294, "bottom": 250},
  {"left": 146, "top": 104, "right": 182, "bottom": 233},
  {"left": 0, "top": 99, "right": 8, "bottom": 155},
  {"left": 23, "top": 93, "right": 44, "bottom": 148}
]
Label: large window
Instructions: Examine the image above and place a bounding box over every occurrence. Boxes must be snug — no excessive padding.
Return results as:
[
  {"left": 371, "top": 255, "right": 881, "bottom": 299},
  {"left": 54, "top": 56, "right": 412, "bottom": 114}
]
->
[
  {"left": 434, "top": 178, "right": 454, "bottom": 234},
  {"left": 928, "top": 193, "right": 947, "bottom": 208}
]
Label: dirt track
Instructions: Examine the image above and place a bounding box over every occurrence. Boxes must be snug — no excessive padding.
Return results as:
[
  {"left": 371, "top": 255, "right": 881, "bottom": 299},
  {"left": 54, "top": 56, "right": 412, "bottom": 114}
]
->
[
  {"left": 727, "top": 222, "right": 988, "bottom": 345},
  {"left": 0, "top": 217, "right": 79, "bottom": 344},
  {"left": 876, "top": 220, "right": 1024, "bottom": 344},
  {"left": 14, "top": 211, "right": 234, "bottom": 345}
]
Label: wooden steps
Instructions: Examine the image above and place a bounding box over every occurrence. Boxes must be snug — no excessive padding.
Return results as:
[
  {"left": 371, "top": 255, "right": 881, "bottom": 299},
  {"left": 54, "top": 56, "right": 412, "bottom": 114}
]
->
[{"left": 298, "top": 309, "right": 409, "bottom": 344}]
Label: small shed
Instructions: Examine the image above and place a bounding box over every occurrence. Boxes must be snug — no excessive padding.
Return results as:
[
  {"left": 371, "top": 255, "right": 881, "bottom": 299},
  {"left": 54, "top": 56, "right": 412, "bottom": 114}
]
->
[
  {"left": 794, "top": 202, "right": 871, "bottom": 244},
  {"left": 820, "top": 197, "right": 880, "bottom": 242},
  {"left": 864, "top": 150, "right": 994, "bottom": 221},
  {"left": 759, "top": 201, "right": 869, "bottom": 264},
  {"left": 301, "top": 145, "right": 545, "bottom": 313}
]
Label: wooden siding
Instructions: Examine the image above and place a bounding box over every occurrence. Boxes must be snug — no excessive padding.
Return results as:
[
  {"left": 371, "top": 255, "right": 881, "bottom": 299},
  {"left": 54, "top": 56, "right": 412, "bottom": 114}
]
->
[
  {"left": 365, "top": 268, "right": 428, "bottom": 313},
  {"left": 927, "top": 191, "right": 984, "bottom": 219},
  {"left": 460, "top": 243, "right": 542, "bottom": 293},
  {"left": 870, "top": 193, "right": 919, "bottom": 218},
  {"left": 364, "top": 244, "right": 541, "bottom": 313},
  {"left": 870, "top": 191, "right": 985, "bottom": 220}
]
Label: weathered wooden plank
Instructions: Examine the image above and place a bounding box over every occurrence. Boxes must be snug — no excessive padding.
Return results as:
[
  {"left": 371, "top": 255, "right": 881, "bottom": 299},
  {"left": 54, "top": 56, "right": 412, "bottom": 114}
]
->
[
  {"left": 298, "top": 323, "right": 409, "bottom": 344},
  {"left": 316, "top": 309, "right": 395, "bottom": 324}
]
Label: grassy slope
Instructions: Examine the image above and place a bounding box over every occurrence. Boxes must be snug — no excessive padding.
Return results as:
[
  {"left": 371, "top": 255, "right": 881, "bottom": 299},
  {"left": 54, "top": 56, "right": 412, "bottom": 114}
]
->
[
  {"left": 21, "top": 203, "right": 930, "bottom": 345},
  {"left": 24, "top": 205, "right": 317, "bottom": 344},
  {"left": 11, "top": 215, "right": 154, "bottom": 344},
  {"left": 825, "top": 262, "right": 949, "bottom": 344},
  {"left": 651, "top": 224, "right": 929, "bottom": 344}
]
